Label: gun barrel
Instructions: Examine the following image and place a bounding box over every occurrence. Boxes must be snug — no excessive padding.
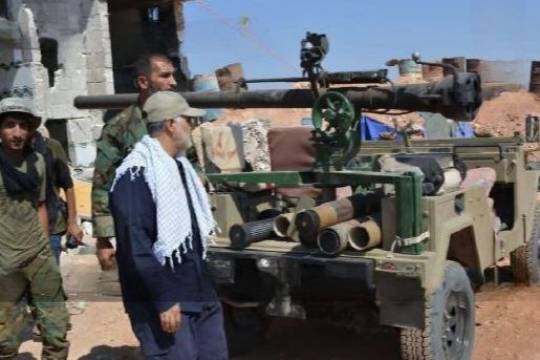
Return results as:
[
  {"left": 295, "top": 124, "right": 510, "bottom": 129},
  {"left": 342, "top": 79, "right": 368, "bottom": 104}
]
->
[{"left": 74, "top": 73, "right": 481, "bottom": 120}]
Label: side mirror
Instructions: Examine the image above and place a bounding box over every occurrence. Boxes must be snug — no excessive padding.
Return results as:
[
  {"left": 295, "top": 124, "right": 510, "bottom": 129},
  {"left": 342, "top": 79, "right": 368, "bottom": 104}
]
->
[{"left": 525, "top": 114, "right": 540, "bottom": 142}]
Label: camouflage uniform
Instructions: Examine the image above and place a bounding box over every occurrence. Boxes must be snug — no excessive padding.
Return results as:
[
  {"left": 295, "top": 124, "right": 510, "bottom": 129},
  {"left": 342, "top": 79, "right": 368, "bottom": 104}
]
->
[
  {"left": 92, "top": 104, "right": 203, "bottom": 237},
  {"left": 92, "top": 105, "right": 146, "bottom": 238},
  {"left": 0, "top": 153, "right": 69, "bottom": 360},
  {"left": 0, "top": 247, "right": 69, "bottom": 360}
]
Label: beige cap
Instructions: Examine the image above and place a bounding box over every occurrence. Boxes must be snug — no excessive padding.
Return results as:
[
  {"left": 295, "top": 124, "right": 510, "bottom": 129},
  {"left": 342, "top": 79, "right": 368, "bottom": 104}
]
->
[
  {"left": 143, "top": 91, "right": 205, "bottom": 124},
  {"left": 0, "top": 97, "right": 41, "bottom": 128}
]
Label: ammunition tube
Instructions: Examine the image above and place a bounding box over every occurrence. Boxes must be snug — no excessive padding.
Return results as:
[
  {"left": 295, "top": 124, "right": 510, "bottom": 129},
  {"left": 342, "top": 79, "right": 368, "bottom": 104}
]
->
[
  {"left": 273, "top": 213, "right": 295, "bottom": 238},
  {"left": 317, "top": 220, "right": 357, "bottom": 255},
  {"left": 348, "top": 217, "right": 382, "bottom": 251},
  {"left": 295, "top": 192, "right": 382, "bottom": 237},
  {"left": 229, "top": 217, "right": 276, "bottom": 249}
]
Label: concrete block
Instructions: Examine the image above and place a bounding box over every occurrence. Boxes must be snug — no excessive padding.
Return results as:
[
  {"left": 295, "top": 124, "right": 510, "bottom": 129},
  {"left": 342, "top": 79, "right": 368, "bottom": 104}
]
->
[
  {"left": 68, "top": 141, "right": 96, "bottom": 167},
  {"left": 87, "top": 69, "right": 106, "bottom": 83},
  {"left": 57, "top": 73, "right": 72, "bottom": 91},
  {"left": 47, "top": 104, "right": 68, "bottom": 120},
  {"left": 0, "top": 19, "right": 20, "bottom": 41},
  {"left": 104, "top": 53, "right": 112, "bottom": 68},
  {"left": 67, "top": 117, "right": 95, "bottom": 143},
  {"left": 85, "top": 30, "right": 103, "bottom": 49},
  {"left": 87, "top": 52, "right": 106, "bottom": 69},
  {"left": 12, "top": 49, "right": 23, "bottom": 62},
  {"left": 72, "top": 71, "right": 88, "bottom": 91},
  {"left": 0, "top": 46, "right": 13, "bottom": 63},
  {"left": 87, "top": 82, "right": 107, "bottom": 95},
  {"left": 92, "top": 123, "right": 104, "bottom": 141}
]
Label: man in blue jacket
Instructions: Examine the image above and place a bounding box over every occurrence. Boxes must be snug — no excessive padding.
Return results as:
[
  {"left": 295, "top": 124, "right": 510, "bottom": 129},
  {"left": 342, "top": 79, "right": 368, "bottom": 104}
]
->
[{"left": 109, "top": 91, "right": 227, "bottom": 360}]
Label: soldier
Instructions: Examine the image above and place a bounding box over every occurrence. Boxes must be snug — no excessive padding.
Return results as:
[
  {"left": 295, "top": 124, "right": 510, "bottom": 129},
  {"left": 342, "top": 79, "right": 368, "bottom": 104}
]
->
[
  {"left": 33, "top": 127, "right": 84, "bottom": 264},
  {"left": 92, "top": 53, "right": 177, "bottom": 271},
  {"left": 0, "top": 97, "right": 69, "bottom": 359}
]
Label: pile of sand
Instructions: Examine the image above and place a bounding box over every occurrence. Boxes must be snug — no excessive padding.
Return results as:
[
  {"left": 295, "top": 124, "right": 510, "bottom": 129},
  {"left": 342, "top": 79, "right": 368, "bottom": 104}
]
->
[
  {"left": 215, "top": 108, "right": 310, "bottom": 127},
  {"left": 473, "top": 90, "right": 540, "bottom": 136}
]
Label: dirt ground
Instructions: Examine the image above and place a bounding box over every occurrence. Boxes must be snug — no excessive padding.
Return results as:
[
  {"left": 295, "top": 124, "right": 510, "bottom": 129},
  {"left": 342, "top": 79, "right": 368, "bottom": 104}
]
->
[{"left": 14, "top": 251, "right": 540, "bottom": 360}]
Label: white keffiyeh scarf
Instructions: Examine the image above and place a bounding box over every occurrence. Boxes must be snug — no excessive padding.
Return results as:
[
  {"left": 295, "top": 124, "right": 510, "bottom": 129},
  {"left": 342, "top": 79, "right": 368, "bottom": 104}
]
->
[{"left": 111, "top": 135, "right": 215, "bottom": 266}]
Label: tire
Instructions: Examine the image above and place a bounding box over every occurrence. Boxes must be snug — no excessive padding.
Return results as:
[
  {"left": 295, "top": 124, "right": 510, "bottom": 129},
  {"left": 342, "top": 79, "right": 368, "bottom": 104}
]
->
[
  {"left": 223, "top": 303, "right": 269, "bottom": 356},
  {"left": 400, "top": 261, "right": 475, "bottom": 360},
  {"left": 510, "top": 206, "right": 540, "bottom": 285}
]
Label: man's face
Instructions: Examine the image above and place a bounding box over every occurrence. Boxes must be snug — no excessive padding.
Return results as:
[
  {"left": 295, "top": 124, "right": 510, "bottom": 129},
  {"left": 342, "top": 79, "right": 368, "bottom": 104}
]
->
[
  {"left": 0, "top": 115, "right": 33, "bottom": 151},
  {"left": 172, "top": 116, "right": 193, "bottom": 152},
  {"left": 148, "top": 59, "right": 177, "bottom": 93}
]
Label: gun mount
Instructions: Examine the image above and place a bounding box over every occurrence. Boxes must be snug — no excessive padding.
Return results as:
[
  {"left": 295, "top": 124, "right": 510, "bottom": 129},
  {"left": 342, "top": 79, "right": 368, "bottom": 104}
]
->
[
  {"left": 75, "top": 33, "right": 481, "bottom": 171},
  {"left": 74, "top": 31, "right": 481, "bottom": 121}
]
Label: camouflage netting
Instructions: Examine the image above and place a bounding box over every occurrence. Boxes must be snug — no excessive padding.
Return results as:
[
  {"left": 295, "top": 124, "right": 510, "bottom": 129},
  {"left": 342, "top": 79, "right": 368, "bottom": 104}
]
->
[{"left": 239, "top": 119, "right": 272, "bottom": 171}]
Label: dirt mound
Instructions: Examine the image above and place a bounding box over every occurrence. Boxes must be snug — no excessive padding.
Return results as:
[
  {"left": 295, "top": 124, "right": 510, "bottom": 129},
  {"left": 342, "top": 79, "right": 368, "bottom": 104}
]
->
[
  {"left": 214, "top": 108, "right": 310, "bottom": 127},
  {"left": 215, "top": 108, "right": 424, "bottom": 131},
  {"left": 473, "top": 90, "right": 540, "bottom": 136},
  {"left": 212, "top": 89, "right": 540, "bottom": 141}
]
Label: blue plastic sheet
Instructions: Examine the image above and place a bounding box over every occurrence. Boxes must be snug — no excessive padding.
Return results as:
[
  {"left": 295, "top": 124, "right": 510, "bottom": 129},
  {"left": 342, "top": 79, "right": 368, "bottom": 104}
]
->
[
  {"left": 452, "top": 122, "right": 474, "bottom": 138},
  {"left": 359, "top": 115, "right": 395, "bottom": 140}
]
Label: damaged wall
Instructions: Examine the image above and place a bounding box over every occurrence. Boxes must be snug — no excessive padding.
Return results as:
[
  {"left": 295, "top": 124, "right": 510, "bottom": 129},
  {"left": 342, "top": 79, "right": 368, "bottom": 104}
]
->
[
  {"left": 1, "top": 0, "right": 190, "bottom": 167},
  {"left": 108, "top": 0, "right": 190, "bottom": 93},
  {"left": 1, "top": 0, "right": 114, "bottom": 167}
]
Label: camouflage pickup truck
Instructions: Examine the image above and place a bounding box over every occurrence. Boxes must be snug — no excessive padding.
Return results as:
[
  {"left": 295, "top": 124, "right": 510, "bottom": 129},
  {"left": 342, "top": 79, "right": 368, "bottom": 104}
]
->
[
  {"left": 199, "top": 39, "right": 539, "bottom": 360},
  {"left": 207, "top": 133, "right": 540, "bottom": 360}
]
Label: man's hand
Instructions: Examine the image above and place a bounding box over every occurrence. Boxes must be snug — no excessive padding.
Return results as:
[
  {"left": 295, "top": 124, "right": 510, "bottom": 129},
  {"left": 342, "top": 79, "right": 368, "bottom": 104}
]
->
[
  {"left": 160, "top": 303, "right": 181, "bottom": 334},
  {"left": 67, "top": 222, "right": 84, "bottom": 244},
  {"left": 96, "top": 237, "right": 116, "bottom": 270}
]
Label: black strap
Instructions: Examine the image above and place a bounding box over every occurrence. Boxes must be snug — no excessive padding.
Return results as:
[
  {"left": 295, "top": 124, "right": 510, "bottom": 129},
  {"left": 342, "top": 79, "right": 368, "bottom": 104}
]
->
[{"left": 0, "top": 145, "right": 40, "bottom": 196}]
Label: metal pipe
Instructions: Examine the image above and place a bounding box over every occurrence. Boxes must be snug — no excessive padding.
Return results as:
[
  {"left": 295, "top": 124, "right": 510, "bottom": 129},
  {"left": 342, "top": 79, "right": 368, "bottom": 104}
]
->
[{"left": 73, "top": 73, "right": 481, "bottom": 120}]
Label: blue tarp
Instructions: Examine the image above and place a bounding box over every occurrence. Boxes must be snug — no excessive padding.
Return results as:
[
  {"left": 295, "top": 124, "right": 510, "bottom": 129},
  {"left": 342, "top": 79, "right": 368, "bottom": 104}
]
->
[
  {"left": 452, "top": 122, "right": 474, "bottom": 138},
  {"left": 359, "top": 115, "right": 395, "bottom": 140}
]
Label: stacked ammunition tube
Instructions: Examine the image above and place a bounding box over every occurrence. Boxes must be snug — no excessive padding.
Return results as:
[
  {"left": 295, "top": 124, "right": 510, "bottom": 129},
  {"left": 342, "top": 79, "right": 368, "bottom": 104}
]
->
[
  {"left": 228, "top": 192, "right": 383, "bottom": 254},
  {"left": 296, "top": 192, "right": 383, "bottom": 255}
]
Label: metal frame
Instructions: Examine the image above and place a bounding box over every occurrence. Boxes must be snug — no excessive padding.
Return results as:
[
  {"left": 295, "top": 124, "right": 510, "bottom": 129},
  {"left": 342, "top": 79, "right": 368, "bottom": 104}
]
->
[{"left": 208, "top": 170, "right": 424, "bottom": 254}]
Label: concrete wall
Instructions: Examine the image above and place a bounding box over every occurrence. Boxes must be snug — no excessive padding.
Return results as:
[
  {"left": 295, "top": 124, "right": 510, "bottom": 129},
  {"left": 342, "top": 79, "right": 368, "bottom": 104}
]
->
[
  {"left": 1, "top": 0, "right": 190, "bottom": 167},
  {"left": 0, "top": 0, "right": 114, "bottom": 167}
]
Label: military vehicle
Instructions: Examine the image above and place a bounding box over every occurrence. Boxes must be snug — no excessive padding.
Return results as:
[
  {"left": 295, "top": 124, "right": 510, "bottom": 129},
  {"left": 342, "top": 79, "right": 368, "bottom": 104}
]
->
[{"left": 75, "top": 33, "right": 540, "bottom": 360}]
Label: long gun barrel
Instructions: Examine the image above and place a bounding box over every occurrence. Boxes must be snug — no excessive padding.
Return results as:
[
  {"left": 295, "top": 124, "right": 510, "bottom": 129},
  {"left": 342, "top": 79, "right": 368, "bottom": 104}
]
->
[{"left": 74, "top": 73, "right": 481, "bottom": 120}]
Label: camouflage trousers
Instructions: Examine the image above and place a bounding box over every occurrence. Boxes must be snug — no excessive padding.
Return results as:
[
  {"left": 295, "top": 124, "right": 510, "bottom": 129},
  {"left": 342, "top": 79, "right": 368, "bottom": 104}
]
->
[{"left": 0, "top": 247, "right": 69, "bottom": 360}]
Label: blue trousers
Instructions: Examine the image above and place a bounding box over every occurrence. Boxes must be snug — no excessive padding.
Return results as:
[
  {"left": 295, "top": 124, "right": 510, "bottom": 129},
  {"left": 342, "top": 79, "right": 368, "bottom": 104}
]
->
[
  {"left": 128, "top": 302, "right": 228, "bottom": 360},
  {"left": 49, "top": 234, "right": 63, "bottom": 264}
]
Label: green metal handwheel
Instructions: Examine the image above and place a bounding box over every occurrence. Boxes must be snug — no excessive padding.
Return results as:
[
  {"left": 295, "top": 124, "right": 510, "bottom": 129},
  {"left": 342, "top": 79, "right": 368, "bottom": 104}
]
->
[
  {"left": 310, "top": 91, "right": 359, "bottom": 170},
  {"left": 311, "top": 91, "right": 355, "bottom": 134}
]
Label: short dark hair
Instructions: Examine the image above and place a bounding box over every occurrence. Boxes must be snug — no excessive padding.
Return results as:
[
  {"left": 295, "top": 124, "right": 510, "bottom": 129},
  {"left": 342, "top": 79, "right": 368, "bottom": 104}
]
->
[
  {"left": 146, "top": 120, "right": 167, "bottom": 136},
  {"left": 134, "top": 54, "right": 173, "bottom": 78}
]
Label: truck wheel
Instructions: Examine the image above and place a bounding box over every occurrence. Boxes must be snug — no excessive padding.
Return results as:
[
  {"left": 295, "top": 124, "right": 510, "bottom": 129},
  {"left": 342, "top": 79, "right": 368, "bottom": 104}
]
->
[
  {"left": 400, "top": 261, "right": 475, "bottom": 360},
  {"left": 510, "top": 206, "right": 540, "bottom": 285},
  {"left": 223, "top": 304, "right": 269, "bottom": 356}
]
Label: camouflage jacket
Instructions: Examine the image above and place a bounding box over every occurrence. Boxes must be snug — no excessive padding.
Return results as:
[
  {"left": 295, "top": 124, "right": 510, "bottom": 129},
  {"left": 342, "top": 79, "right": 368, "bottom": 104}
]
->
[{"left": 92, "top": 105, "right": 146, "bottom": 238}]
